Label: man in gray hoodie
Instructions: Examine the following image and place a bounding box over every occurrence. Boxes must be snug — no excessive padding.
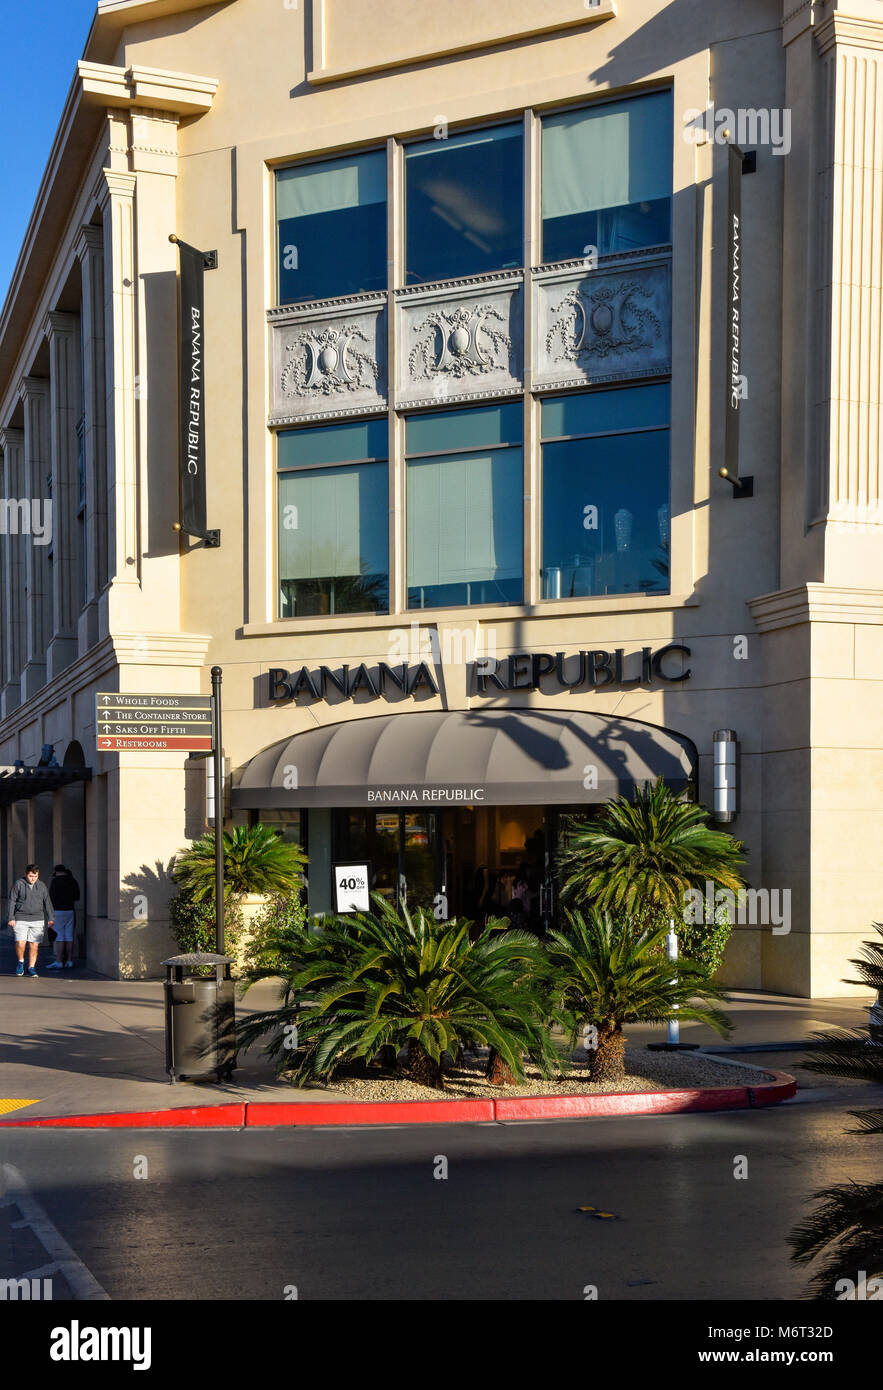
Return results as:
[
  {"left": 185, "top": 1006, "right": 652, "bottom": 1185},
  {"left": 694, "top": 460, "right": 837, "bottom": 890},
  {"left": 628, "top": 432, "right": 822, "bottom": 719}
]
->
[{"left": 7, "top": 864, "right": 54, "bottom": 977}]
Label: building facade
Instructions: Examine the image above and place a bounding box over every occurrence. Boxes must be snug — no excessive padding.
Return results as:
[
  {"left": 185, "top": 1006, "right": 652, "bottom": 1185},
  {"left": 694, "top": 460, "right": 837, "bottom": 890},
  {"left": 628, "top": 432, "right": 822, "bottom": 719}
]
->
[{"left": 0, "top": 0, "right": 881, "bottom": 992}]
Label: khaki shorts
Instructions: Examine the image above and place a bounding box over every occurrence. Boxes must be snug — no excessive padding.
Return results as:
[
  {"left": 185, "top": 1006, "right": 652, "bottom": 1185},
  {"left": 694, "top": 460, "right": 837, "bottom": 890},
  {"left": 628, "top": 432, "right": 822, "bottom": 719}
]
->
[{"left": 12, "top": 920, "right": 44, "bottom": 944}]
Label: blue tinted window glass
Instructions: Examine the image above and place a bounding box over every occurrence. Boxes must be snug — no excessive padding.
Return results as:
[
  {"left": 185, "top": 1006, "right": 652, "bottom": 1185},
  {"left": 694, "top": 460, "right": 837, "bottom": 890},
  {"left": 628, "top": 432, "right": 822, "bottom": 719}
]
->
[
  {"left": 541, "top": 384, "right": 669, "bottom": 439},
  {"left": 278, "top": 462, "right": 388, "bottom": 617},
  {"left": 405, "top": 125, "right": 523, "bottom": 284},
  {"left": 276, "top": 151, "right": 387, "bottom": 304},
  {"left": 406, "top": 402, "right": 522, "bottom": 456},
  {"left": 542, "top": 91, "right": 672, "bottom": 262},
  {"left": 278, "top": 418, "right": 387, "bottom": 469},
  {"left": 542, "top": 429, "right": 669, "bottom": 599}
]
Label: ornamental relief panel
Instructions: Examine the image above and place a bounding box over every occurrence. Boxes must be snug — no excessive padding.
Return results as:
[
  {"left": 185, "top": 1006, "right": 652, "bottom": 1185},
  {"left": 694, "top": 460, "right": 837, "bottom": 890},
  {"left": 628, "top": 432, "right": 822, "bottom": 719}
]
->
[
  {"left": 269, "top": 298, "right": 386, "bottom": 424},
  {"left": 534, "top": 258, "right": 671, "bottom": 391},
  {"left": 396, "top": 275, "right": 522, "bottom": 409}
]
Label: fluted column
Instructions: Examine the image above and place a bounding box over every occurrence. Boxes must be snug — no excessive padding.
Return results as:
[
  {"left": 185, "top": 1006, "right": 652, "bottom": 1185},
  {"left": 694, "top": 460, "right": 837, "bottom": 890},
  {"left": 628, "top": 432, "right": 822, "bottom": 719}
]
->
[
  {"left": 44, "top": 310, "right": 83, "bottom": 679},
  {"left": 96, "top": 145, "right": 139, "bottom": 626},
  {"left": 18, "top": 378, "right": 51, "bottom": 699},
  {"left": 76, "top": 224, "right": 108, "bottom": 653},
  {"left": 0, "top": 426, "right": 25, "bottom": 716}
]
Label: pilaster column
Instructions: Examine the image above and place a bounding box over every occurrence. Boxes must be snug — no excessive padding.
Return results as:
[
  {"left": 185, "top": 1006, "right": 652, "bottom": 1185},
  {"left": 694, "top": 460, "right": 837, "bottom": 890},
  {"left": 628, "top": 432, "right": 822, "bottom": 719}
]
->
[
  {"left": 18, "top": 377, "right": 51, "bottom": 700},
  {"left": 44, "top": 310, "right": 83, "bottom": 679},
  {"left": 76, "top": 224, "right": 108, "bottom": 654},
  {"left": 0, "top": 426, "right": 25, "bottom": 716},
  {"left": 95, "top": 132, "right": 139, "bottom": 630}
]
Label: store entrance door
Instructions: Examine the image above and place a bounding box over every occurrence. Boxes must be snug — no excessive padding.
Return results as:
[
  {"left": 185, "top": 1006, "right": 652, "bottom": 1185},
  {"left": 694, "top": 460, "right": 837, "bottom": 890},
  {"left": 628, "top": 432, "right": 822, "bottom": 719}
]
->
[
  {"left": 443, "top": 805, "right": 548, "bottom": 932},
  {"left": 332, "top": 809, "right": 443, "bottom": 917}
]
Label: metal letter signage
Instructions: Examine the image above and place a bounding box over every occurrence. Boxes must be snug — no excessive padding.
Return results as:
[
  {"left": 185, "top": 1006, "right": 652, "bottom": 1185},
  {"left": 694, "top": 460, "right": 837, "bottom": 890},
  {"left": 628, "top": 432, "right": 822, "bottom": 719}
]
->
[{"left": 172, "top": 236, "right": 220, "bottom": 546}]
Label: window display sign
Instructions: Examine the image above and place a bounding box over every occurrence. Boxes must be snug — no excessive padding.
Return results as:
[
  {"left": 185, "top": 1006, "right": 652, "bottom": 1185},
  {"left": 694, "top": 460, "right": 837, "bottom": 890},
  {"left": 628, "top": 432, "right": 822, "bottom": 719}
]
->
[{"left": 333, "top": 862, "right": 372, "bottom": 913}]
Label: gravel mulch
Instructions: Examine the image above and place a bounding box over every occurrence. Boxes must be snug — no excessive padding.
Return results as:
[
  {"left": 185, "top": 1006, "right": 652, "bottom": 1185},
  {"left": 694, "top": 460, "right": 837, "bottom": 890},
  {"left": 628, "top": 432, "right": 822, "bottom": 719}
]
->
[{"left": 296, "top": 1048, "right": 774, "bottom": 1102}]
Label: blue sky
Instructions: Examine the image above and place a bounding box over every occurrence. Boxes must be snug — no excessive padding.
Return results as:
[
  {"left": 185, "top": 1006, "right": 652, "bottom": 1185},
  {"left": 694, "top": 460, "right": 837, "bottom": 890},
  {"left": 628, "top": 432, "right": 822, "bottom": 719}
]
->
[{"left": 0, "top": 0, "right": 97, "bottom": 309}]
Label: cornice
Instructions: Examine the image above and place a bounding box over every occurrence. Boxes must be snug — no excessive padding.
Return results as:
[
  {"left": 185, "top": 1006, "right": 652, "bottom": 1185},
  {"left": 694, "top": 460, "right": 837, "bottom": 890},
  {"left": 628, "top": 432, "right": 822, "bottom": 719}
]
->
[
  {"left": 815, "top": 12, "right": 883, "bottom": 55},
  {"left": 395, "top": 269, "right": 524, "bottom": 299},
  {"left": 749, "top": 583, "right": 883, "bottom": 630},
  {"left": 267, "top": 291, "right": 387, "bottom": 323},
  {"left": 75, "top": 225, "right": 104, "bottom": 261},
  {"left": 86, "top": 1, "right": 238, "bottom": 65},
  {"left": 0, "top": 426, "right": 24, "bottom": 451},
  {"left": 44, "top": 310, "right": 80, "bottom": 341},
  {"left": 78, "top": 61, "right": 218, "bottom": 115}
]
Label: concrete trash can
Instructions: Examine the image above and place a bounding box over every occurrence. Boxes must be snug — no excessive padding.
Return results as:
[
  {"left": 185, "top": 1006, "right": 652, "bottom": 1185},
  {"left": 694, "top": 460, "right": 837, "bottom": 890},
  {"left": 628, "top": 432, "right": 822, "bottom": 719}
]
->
[{"left": 162, "top": 953, "right": 237, "bottom": 1084}]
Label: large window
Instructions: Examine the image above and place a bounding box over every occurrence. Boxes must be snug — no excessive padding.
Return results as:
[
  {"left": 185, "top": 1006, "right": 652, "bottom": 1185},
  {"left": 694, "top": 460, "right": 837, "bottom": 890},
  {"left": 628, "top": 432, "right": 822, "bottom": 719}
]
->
[
  {"left": 277, "top": 418, "right": 389, "bottom": 617},
  {"left": 276, "top": 150, "right": 387, "bottom": 304},
  {"left": 404, "top": 124, "right": 523, "bottom": 285},
  {"left": 541, "top": 384, "right": 670, "bottom": 598},
  {"left": 406, "top": 403, "right": 523, "bottom": 609},
  {"left": 541, "top": 90, "right": 672, "bottom": 262}
]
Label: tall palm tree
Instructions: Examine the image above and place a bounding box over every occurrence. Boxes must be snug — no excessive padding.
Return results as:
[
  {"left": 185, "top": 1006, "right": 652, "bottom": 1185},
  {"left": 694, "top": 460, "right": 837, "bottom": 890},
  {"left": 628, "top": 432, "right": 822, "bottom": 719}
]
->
[
  {"left": 171, "top": 823, "right": 306, "bottom": 903},
  {"left": 790, "top": 925, "right": 883, "bottom": 1298},
  {"left": 557, "top": 778, "right": 746, "bottom": 917},
  {"left": 546, "top": 909, "right": 732, "bottom": 1083}
]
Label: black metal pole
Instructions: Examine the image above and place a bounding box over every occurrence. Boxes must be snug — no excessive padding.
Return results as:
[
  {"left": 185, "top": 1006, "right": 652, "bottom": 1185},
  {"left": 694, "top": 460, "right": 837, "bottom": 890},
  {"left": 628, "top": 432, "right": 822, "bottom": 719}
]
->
[{"left": 211, "top": 665, "right": 224, "bottom": 955}]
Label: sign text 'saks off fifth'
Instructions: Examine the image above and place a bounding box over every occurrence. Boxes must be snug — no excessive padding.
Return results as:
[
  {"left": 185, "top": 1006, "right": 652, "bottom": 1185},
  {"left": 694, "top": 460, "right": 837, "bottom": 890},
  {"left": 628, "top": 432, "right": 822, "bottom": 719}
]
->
[{"left": 95, "top": 693, "right": 213, "bottom": 752}]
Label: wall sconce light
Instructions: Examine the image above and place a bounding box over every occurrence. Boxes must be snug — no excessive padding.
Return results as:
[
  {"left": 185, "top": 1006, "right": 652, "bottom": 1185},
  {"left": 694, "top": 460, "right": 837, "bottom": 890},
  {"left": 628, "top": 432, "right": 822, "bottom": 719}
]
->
[{"left": 713, "top": 729, "right": 738, "bottom": 821}]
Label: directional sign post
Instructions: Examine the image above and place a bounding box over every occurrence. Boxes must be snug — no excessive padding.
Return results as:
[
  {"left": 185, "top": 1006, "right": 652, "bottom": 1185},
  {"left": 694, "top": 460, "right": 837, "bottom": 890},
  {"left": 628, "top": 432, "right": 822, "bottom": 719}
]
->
[{"left": 95, "top": 693, "right": 213, "bottom": 752}]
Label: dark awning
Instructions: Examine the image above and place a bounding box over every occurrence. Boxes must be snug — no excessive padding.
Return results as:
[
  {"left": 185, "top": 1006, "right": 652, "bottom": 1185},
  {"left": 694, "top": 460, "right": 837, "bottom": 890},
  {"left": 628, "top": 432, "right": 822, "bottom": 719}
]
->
[
  {"left": 232, "top": 709, "right": 697, "bottom": 809},
  {"left": 0, "top": 765, "right": 92, "bottom": 807}
]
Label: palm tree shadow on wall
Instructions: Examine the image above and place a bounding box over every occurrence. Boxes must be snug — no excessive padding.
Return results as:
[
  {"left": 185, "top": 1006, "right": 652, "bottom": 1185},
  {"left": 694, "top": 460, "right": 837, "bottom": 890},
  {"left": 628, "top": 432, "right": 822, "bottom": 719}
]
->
[{"left": 118, "top": 859, "right": 178, "bottom": 978}]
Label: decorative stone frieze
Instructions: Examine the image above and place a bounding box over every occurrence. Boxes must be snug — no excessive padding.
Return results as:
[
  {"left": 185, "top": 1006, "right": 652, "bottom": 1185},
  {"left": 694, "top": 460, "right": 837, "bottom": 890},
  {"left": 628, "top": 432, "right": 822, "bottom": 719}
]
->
[
  {"left": 395, "top": 272, "right": 522, "bottom": 409},
  {"left": 269, "top": 295, "right": 386, "bottom": 424},
  {"left": 533, "top": 255, "right": 671, "bottom": 391}
]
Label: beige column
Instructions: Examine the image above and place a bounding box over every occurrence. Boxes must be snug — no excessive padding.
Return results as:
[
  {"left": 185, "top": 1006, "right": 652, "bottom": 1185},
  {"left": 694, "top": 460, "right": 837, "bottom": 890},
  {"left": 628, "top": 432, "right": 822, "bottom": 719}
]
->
[
  {"left": 0, "top": 425, "right": 25, "bottom": 717},
  {"left": 812, "top": 9, "right": 883, "bottom": 585},
  {"left": 95, "top": 118, "right": 139, "bottom": 636},
  {"left": 76, "top": 224, "right": 108, "bottom": 653},
  {"left": 44, "top": 311, "right": 83, "bottom": 679},
  {"left": 0, "top": 426, "right": 25, "bottom": 715},
  {"left": 18, "top": 377, "right": 51, "bottom": 700}
]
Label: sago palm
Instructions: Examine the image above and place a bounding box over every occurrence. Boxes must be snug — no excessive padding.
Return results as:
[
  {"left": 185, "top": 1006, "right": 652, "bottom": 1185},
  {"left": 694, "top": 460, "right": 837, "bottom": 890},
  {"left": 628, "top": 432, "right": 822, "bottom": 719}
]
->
[
  {"left": 790, "top": 926, "right": 883, "bottom": 1298},
  {"left": 546, "top": 909, "right": 732, "bottom": 1084},
  {"left": 557, "top": 777, "right": 746, "bottom": 916},
  {"left": 171, "top": 823, "right": 306, "bottom": 902},
  {"left": 236, "top": 894, "right": 560, "bottom": 1090}
]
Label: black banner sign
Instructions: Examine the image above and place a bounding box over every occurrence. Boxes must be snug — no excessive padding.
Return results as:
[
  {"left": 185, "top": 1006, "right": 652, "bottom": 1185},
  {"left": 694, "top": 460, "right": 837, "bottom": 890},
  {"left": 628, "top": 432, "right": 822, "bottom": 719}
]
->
[
  {"left": 174, "top": 238, "right": 217, "bottom": 542},
  {"left": 726, "top": 143, "right": 743, "bottom": 479}
]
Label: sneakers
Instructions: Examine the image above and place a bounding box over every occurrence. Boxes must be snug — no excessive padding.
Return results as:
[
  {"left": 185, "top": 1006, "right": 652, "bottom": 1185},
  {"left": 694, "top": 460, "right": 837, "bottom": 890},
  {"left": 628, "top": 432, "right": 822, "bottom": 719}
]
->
[
  {"left": 46, "top": 961, "right": 63, "bottom": 970},
  {"left": 27, "top": 966, "right": 38, "bottom": 977},
  {"left": 64, "top": 961, "right": 75, "bottom": 969},
  {"left": 15, "top": 962, "right": 24, "bottom": 976}
]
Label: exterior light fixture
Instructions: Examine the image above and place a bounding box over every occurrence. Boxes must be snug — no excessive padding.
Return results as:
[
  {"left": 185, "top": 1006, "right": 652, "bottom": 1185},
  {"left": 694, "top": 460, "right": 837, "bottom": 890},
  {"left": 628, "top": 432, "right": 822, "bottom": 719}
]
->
[{"left": 713, "top": 729, "right": 738, "bottom": 821}]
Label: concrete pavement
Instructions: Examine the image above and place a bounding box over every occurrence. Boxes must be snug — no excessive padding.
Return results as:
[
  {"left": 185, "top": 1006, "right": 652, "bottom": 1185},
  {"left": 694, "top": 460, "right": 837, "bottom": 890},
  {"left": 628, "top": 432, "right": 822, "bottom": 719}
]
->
[{"left": 0, "top": 928, "right": 874, "bottom": 1120}]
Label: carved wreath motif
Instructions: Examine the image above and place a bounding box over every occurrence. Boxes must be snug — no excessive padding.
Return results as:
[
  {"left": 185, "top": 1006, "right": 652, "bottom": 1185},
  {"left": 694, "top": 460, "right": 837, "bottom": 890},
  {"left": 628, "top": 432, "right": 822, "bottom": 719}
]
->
[
  {"left": 546, "top": 281, "right": 662, "bottom": 363},
  {"left": 409, "top": 303, "right": 511, "bottom": 381},
  {"left": 280, "top": 324, "right": 380, "bottom": 398}
]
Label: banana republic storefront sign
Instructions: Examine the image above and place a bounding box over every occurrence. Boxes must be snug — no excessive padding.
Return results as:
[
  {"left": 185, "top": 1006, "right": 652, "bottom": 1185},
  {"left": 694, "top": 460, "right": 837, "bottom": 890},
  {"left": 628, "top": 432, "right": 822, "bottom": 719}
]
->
[{"left": 268, "top": 644, "right": 691, "bottom": 704}]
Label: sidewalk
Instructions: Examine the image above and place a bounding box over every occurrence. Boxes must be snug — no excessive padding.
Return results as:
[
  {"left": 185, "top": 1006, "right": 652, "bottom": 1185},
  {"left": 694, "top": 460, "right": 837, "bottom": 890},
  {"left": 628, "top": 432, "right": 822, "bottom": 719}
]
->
[{"left": 0, "top": 931, "right": 874, "bottom": 1120}]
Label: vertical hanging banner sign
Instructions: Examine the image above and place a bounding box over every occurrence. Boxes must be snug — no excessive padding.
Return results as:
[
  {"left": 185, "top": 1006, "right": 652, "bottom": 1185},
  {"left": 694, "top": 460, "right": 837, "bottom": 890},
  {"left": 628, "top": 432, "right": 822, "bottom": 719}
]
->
[
  {"left": 725, "top": 144, "right": 743, "bottom": 480},
  {"left": 172, "top": 236, "right": 220, "bottom": 545}
]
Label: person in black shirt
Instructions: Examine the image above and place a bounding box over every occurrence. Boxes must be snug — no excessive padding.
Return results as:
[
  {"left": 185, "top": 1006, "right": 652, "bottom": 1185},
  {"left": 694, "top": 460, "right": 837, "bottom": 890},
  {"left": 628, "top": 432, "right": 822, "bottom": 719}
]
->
[{"left": 47, "top": 864, "right": 81, "bottom": 970}]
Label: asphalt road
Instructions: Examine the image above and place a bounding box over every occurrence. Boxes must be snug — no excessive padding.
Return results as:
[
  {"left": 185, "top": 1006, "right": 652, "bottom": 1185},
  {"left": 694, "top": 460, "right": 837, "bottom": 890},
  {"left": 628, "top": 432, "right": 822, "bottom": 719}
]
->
[{"left": 0, "top": 1055, "right": 877, "bottom": 1303}]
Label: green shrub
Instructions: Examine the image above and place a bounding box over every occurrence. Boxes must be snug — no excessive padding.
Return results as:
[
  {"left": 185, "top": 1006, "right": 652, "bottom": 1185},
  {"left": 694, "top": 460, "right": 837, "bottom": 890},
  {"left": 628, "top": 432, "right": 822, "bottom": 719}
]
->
[
  {"left": 168, "top": 891, "right": 244, "bottom": 973},
  {"left": 240, "top": 892, "right": 311, "bottom": 976},
  {"left": 170, "top": 824, "right": 306, "bottom": 902}
]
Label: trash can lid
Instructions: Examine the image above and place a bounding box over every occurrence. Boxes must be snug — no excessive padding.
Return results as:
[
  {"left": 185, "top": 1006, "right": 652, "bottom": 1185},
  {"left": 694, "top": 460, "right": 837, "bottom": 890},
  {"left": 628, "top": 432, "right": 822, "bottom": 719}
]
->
[{"left": 162, "top": 953, "right": 233, "bottom": 965}]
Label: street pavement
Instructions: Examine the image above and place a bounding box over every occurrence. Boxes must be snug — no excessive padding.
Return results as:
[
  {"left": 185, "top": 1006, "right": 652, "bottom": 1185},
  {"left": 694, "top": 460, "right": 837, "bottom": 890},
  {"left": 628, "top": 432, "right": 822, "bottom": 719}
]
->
[
  {"left": 0, "top": 1063, "right": 877, "bottom": 1300},
  {"left": 0, "top": 927, "right": 874, "bottom": 1119}
]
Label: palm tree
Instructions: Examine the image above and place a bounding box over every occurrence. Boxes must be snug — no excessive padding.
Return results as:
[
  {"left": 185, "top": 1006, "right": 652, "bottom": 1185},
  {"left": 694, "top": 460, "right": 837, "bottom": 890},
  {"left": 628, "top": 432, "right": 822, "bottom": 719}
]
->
[
  {"left": 789, "top": 926, "right": 883, "bottom": 1298},
  {"left": 236, "top": 895, "right": 561, "bottom": 1090},
  {"left": 171, "top": 823, "right": 306, "bottom": 903},
  {"left": 545, "top": 909, "right": 732, "bottom": 1084},
  {"left": 557, "top": 778, "right": 746, "bottom": 917}
]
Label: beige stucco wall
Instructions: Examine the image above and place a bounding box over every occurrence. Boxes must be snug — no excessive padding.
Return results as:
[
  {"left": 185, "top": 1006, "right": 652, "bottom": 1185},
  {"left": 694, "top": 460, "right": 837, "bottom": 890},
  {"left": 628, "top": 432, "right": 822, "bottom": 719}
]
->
[{"left": 0, "top": 0, "right": 880, "bottom": 993}]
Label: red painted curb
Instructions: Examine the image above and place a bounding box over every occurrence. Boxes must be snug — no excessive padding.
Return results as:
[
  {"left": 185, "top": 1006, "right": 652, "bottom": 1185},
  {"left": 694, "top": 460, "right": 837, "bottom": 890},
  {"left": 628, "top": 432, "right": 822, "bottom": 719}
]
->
[
  {"left": 246, "top": 1099, "right": 497, "bottom": 1126},
  {"left": 0, "top": 1071, "right": 795, "bottom": 1128},
  {"left": 0, "top": 1104, "right": 246, "bottom": 1129},
  {"left": 749, "top": 1071, "right": 798, "bottom": 1107}
]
